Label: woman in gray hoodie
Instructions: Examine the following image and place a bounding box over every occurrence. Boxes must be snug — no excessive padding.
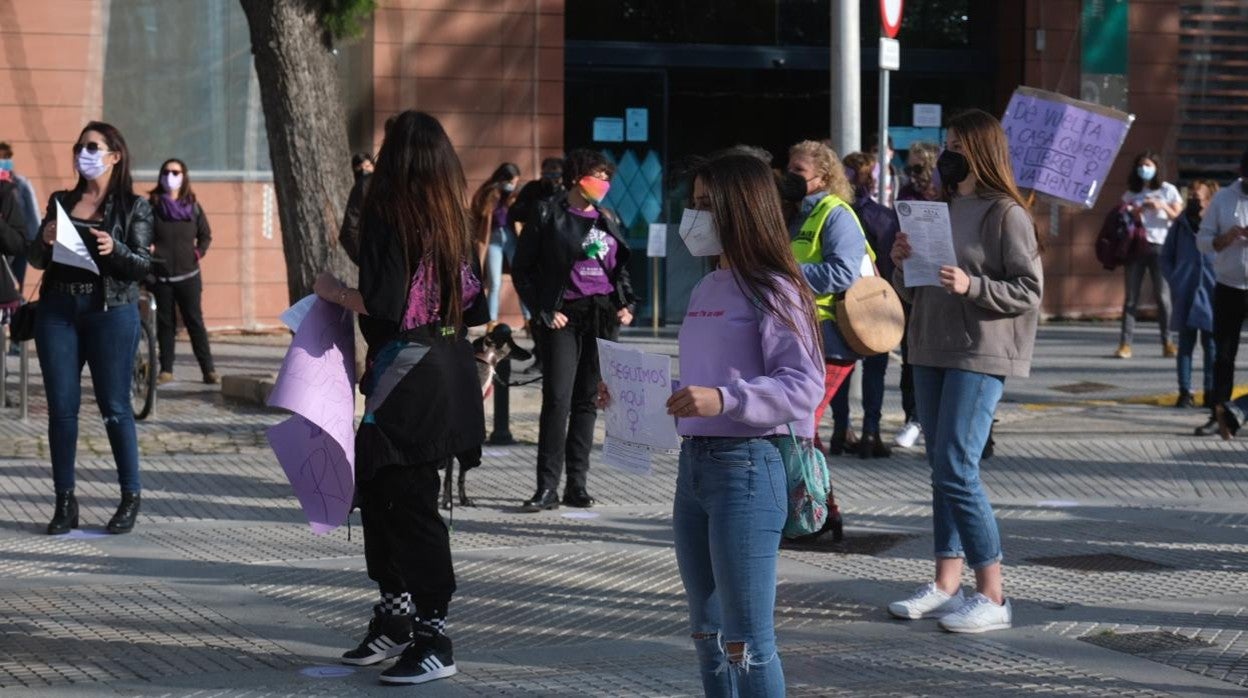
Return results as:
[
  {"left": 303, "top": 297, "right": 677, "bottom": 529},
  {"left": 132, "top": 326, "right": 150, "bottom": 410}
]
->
[{"left": 887, "top": 109, "right": 1044, "bottom": 634}]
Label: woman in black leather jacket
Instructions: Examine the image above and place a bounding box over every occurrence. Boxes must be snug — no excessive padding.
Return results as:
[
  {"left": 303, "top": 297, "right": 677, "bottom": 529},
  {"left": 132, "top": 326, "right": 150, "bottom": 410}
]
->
[
  {"left": 512, "top": 149, "right": 635, "bottom": 511},
  {"left": 27, "top": 121, "right": 153, "bottom": 536}
]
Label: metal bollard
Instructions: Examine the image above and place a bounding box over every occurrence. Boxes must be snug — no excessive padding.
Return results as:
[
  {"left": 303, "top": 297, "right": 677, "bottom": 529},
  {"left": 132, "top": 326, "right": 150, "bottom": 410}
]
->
[
  {"left": 19, "top": 341, "right": 30, "bottom": 423},
  {"left": 0, "top": 329, "right": 7, "bottom": 409},
  {"left": 487, "top": 356, "right": 516, "bottom": 445},
  {"left": 480, "top": 324, "right": 531, "bottom": 446}
]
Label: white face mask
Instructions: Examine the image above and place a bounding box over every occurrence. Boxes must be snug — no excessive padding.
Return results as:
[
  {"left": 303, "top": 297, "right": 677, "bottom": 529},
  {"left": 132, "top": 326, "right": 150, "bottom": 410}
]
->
[
  {"left": 678, "top": 208, "right": 723, "bottom": 257},
  {"left": 163, "top": 172, "right": 183, "bottom": 193}
]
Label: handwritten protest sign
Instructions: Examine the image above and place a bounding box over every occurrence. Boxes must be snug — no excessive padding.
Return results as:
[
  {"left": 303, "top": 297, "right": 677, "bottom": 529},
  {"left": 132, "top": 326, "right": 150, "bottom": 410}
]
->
[
  {"left": 1001, "top": 86, "right": 1133, "bottom": 208},
  {"left": 597, "top": 339, "right": 679, "bottom": 475},
  {"left": 266, "top": 298, "right": 356, "bottom": 534}
]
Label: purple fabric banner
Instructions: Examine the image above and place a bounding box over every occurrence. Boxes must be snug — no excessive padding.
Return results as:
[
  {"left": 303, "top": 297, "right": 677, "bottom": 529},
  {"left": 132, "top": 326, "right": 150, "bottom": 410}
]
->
[
  {"left": 266, "top": 298, "right": 356, "bottom": 534},
  {"left": 1002, "top": 86, "right": 1134, "bottom": 209}
]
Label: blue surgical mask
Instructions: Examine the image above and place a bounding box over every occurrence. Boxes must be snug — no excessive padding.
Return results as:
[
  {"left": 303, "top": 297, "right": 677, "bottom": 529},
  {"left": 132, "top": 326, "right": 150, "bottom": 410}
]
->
[
  {"left": 1137, "top": 165, "right": 1156, "bottom": 182},
  {"left": 0, "top": 159, "right": 12, "bottom": 172}
]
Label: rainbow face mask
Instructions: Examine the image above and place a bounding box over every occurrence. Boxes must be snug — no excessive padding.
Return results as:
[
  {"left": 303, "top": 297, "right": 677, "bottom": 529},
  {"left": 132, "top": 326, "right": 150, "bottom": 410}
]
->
[{"left": 578, "top": 176, "right": 610, "bottom": 204}]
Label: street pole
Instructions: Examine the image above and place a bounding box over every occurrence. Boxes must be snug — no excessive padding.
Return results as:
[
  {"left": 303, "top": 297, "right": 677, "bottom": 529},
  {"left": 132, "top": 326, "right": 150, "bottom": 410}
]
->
[
  {"left": 878, "top": 67, "right": 890, "bottom": 205},
  {"left": 830, "top": 0, "right": 861, "bottom": 155}
]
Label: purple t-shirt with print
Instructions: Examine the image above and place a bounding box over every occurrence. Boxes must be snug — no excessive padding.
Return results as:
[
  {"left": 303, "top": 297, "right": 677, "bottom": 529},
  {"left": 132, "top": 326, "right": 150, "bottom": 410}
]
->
[{"left": 563, "top": 208, "right": 618, "bottom": 300}]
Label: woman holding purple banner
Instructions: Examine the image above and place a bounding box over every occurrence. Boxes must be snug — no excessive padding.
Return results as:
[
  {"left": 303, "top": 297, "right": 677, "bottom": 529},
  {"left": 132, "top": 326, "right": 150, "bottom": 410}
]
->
[{"left": 313, "top": 111, "right": 487, "bottom": 687}]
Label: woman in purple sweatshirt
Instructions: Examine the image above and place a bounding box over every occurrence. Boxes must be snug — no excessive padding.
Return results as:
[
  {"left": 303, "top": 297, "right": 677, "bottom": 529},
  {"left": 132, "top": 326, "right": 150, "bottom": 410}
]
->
[{"left": 608, "top": 153, "right": 823, "bottom": 695}]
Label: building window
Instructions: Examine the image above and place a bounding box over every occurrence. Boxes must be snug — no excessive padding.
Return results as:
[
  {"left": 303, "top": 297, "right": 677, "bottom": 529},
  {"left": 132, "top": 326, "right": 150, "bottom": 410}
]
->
[{"left": 103, "top": 0, "right": 270, "bottom": 175}]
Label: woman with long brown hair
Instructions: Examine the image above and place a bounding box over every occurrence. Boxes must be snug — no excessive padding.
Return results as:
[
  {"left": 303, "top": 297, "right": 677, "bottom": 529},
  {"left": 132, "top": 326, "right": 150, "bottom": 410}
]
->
[
  {"left": 147, "top": 158, "right": 216, "bottom": 385},
  {"left": 28, "top": 121, "right": 152, "bottom": 535},
  {"left": 469, "top": 162, "right": 523, "bottom": 326},
  {"left": 601, "top": 152, "right": 822, "bottom": 694},
  {"left": 314, "top": 110, "right": 487, "bottom": 686},
  {"left": 888, "top": 109, "right": 1043, "bottom": 633}
]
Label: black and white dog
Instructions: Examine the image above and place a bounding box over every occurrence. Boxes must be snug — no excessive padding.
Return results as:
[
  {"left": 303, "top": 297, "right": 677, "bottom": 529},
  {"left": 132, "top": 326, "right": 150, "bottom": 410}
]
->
[{"left": 441, "top": 324, "right": 532, "bottom": 509}]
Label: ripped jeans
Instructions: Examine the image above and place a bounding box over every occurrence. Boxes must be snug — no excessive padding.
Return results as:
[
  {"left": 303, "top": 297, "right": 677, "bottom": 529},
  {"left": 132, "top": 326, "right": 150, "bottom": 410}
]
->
[
  {"left": 35, "top": 290, "right": 141, "bottom": 493},
  {"left": 673, "top": 437, "right": 787, "bottom": 697}
]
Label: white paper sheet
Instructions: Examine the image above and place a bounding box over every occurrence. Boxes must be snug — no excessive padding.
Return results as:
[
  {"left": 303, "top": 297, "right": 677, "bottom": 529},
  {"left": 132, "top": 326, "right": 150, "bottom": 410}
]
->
[
  {"left": 52, "top": 201, "right": 100, "bottom": 275},
  {"left": 602, "top": 435, "right": 654, "bottom": 476},
  {"left": 896, "top": 201, "right": 957, "bottom": 288},
  {"left": 280, "top": 294, "right": 320, "bottom": 332}
]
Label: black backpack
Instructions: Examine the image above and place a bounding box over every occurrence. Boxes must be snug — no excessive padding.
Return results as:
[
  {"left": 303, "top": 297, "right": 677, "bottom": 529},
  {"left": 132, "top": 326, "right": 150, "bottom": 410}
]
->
[{"left": 1095, "top": 203, "right": 1147, "bottom": 271}]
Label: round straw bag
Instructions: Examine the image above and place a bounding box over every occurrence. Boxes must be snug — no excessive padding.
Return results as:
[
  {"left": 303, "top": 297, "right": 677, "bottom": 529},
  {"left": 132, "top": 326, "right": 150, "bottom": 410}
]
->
[{"left": 835, "top": 275, "right": 904, "bottom": 356}]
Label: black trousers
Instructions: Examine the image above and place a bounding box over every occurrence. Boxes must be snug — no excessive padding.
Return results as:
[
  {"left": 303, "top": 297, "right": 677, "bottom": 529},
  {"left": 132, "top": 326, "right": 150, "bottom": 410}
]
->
[
  {"left": 152, "top": 274, "right": 214, "bottom": 375},
  {"left": 534, "top": 298, "right": 617, "bottom": 493},
  {"left": 360, "top": 462, "right": 454, "bottom": 617},
  {"left": 1212, "top": 283, "right": 1248, "bottom": 406}
]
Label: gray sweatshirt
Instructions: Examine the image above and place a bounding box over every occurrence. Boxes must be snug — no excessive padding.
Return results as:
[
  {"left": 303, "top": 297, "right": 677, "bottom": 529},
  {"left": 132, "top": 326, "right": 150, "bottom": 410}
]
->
[{"left": 892, "top": 194, "right": 1043, "bottom": 378}]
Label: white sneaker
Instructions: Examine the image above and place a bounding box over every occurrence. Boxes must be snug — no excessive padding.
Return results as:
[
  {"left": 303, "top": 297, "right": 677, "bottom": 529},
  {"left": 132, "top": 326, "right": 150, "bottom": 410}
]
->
[
  {"left": 894, "top": 421, "right": 922, "bottom": 448},
  {"left": 887, "top": 582, "right": 965, "bottom": 620},
  {"left": 938, "top": 593, "right": 1012, "bottom": 633}
]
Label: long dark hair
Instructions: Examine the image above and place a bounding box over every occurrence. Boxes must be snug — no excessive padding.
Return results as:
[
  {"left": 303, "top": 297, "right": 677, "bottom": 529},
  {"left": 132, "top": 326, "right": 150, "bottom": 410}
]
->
[
  {"left": 147, "top": 158, "right": 197, "bottom": 206},
  {"left": 73, "top": 121, "right": 135, "bottom": 214},
  {"left": 945, "top": 109, "right": 1042, "bottom": 252},
  {"left": 362, "top": 111, "right": 471, "bottom": 329},
  {"left": 1127, "top": 150, "right": 1162, "bottom": 192},
  {"left": 469, "top": 162, "right": 520, "bottom": 246},
  {"left": 691, "top": 153, "right": 822, "bottom": 358}
]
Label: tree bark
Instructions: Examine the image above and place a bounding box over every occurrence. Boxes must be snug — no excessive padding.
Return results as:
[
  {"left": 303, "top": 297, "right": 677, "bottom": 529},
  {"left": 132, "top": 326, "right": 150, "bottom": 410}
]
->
[{"left": 240, "top": 0, "right": 356, "bottom": 304}]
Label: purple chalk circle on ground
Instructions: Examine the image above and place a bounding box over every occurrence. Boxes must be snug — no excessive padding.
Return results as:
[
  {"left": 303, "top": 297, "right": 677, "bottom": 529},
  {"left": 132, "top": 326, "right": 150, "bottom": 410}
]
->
[
  {"left": 64, "top": 529, "right": 110, "bottom": 539},
  {"left": 299, "top": 665, "right": 355, "bottom": 678}
]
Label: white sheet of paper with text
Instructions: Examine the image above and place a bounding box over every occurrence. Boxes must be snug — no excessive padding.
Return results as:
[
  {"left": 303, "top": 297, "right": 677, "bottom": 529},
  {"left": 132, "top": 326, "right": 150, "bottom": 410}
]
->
[{"left": 896, "top": 200, "right": 957, "bottom": 288}]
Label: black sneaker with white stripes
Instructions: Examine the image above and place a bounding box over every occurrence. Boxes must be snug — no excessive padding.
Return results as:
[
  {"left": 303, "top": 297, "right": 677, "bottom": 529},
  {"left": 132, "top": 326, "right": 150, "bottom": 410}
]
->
[
  {"left": 379, "top": 625, "right": 456, "bottom": 685},
  {"left": 340, "top": 613, "right": 412, "bottom": 666}
]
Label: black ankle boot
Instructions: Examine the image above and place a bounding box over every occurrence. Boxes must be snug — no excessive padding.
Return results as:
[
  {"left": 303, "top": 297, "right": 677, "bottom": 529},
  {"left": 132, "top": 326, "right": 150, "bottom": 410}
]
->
[
  {"left": 47, "top": 490, "right": 79, "bottom": 535},
  {"left": 107, "top": 492, "right": 141, "bottom": 534}
]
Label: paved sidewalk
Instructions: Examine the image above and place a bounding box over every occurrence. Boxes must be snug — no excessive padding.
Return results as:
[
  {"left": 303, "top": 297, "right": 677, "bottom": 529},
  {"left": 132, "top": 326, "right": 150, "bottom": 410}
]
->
[{"left": 1, "top": 323, "right": 1246, "bottom": 696}]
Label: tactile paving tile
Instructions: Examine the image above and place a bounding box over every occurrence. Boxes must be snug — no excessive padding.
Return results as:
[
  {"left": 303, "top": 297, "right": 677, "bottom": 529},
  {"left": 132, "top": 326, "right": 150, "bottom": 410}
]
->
[
  {"left": 447, "top": 637, "right": 1166, "bottom": 697},
  {"left": 247, "top": 548, "right": 875, "bottom": 653},
  {"left": 784, "top": 517, "right": 1248, "bottom": 606},
  {"left": 1046, "top": 607, "right": 1248, "bottom": 688},
  {"left": 0, "top": 534, "right": 112, "bottom": 578},
  {"left": 0, "top": 583, "right": 301, "bottom": 689}
]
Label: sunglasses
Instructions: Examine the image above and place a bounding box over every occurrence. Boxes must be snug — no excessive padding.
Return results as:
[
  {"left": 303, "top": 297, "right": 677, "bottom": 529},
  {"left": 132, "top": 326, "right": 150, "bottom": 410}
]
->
[
  {"left": 161, "top": 169, "right": 184, "bottom": 176},
  {"left": 72, "top": 142, "right": 111, "bottom": 155}
]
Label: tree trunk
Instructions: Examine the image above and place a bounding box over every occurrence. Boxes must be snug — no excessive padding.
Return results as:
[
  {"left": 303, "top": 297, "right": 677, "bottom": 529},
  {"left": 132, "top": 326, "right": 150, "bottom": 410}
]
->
[{"left": 239, "top": 0, "right": 356, "bottom": 304}]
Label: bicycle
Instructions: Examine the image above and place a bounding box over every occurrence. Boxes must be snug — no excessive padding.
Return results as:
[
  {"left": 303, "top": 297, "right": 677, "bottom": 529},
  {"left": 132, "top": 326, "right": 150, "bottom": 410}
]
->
[{"left": 132, "top": 288, "right": 157, "bottom": 420}]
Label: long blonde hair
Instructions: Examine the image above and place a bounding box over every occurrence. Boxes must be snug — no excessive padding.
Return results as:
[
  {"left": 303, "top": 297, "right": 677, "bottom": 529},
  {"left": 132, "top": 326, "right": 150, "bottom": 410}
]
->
[{"left": 790, "top": 140, "right": 853, "bottom": 203}]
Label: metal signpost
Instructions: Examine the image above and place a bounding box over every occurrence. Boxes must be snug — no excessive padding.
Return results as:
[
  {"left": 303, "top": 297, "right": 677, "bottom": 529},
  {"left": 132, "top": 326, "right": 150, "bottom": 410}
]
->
[{"left": 878, "top": 0, "right": 903, "bottom": 205}]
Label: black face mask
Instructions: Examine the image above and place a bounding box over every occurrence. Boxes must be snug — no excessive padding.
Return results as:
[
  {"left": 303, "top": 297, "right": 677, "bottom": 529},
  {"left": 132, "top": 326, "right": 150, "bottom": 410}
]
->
[
  {"left": 778, "top": 171, "right": 808, "bottom": 203},
  {"left": 1186, "top": 198, "right": 1203, "bottom": 220},
  {"left": 936, "top": 150, "right": 970, "bottom": 187}
]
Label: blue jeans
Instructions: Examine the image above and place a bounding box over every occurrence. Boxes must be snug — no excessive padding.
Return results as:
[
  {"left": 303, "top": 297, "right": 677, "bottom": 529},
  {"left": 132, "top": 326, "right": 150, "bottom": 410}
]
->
[
  {"left": 1176, "top": 328, "right": 1215, "bottom": 395},
  {"left": 912, "top": 366, "right": 1003, "bottom": 569},
  {"left": 829, "top": 353, "right": 888, "bottom": 435},
  {"left": 486, "top": 226, "right": 528, "bottom": 322},
  {"left": 35, "top": 291, "right": 141, "bottom": 493},
  {"left": 673, "top": 437, "right": 787, "bottom": 697}
]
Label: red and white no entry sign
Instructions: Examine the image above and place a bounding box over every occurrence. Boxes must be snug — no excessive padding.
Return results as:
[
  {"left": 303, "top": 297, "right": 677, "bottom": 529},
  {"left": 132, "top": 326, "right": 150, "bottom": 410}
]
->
[{"left": 880, "top": 0, "right": 904, "bottom": 38}]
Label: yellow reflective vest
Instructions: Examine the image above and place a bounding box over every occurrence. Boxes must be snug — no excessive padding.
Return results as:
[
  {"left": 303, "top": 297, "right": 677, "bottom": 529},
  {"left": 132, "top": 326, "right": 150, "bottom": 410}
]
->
[{"left": 790, "top": 194, "right": 875, "bottom": 321}]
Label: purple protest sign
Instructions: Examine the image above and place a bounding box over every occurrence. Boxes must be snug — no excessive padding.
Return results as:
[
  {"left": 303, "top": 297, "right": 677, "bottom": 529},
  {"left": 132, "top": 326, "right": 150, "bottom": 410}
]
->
[
  {"left": 267, "top": 298, "right": 356, "bottom": 534},
  {"left": 267, "top": 417, "right": 353, "bottom": 535},
  {"left": 1001, "top": 86, "right": 1134, "bottom": 209}
]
